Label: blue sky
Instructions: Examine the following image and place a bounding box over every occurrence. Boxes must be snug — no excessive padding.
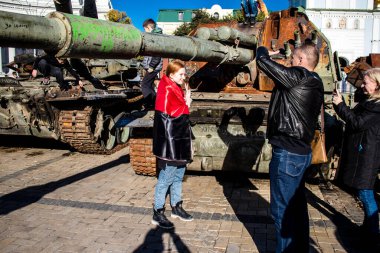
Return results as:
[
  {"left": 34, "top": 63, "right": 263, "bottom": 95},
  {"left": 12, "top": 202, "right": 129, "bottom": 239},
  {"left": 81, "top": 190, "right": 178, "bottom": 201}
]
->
[{"left": 111, "top": 1, "right": 290, "bottom": 30}]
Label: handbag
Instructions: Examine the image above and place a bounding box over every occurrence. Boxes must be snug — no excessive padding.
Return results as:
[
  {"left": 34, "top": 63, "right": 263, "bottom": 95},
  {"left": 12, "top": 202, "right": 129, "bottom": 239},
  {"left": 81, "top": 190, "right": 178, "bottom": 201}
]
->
[{"left": 311, "top": 104, "right": 328, "bottom": 164}]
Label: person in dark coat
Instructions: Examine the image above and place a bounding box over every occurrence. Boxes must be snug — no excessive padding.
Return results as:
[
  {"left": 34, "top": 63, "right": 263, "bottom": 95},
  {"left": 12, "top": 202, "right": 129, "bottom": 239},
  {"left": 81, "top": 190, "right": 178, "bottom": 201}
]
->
[
  {"left": 257, "top": 42, "right": 324, "bottom": 253},
  {"left": 333, "top": 68, "right": 380, "bottom": 239},
  {"left": 151, "top": 61, "right": 193, "bottom": 229}
]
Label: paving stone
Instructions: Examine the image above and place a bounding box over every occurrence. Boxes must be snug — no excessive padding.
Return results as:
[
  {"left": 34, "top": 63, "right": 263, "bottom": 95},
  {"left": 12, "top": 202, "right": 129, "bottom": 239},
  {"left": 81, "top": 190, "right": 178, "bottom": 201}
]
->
[{"left": 0, "top": 146, "right": 379, "bottom": 253}]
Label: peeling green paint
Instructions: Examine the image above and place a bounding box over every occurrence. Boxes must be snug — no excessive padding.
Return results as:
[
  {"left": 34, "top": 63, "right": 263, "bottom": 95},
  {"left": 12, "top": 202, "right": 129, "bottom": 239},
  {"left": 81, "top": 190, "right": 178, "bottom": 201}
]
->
[{"left": 64, "top": 14, "right": 141, "bottom": 53}]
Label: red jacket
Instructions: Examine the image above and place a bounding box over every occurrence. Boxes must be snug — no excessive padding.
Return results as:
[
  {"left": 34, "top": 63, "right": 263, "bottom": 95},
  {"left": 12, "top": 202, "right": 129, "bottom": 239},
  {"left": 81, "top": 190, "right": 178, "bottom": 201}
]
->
[
  {"left": 153, "top": 75, "right": 192, "bottom": 162},
  {"left": 155, "top": 75, "right": 189, "bottom": 117}
]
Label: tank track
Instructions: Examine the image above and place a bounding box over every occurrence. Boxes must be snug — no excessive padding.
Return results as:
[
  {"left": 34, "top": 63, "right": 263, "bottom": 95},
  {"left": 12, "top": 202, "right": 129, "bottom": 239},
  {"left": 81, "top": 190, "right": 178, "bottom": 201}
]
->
[
  {"left": 59, "top": 106, "right": 127, "bottom": 154},
  {"left": 129, "top": 138, "right": 156, "bottom": 176}
]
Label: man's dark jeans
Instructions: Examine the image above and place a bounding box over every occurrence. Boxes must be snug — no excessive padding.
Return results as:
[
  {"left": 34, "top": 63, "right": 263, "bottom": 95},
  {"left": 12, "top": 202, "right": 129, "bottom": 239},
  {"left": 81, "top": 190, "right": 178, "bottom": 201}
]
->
[{"left": 269, "top": 146, "right": 311, "bottom": 253}]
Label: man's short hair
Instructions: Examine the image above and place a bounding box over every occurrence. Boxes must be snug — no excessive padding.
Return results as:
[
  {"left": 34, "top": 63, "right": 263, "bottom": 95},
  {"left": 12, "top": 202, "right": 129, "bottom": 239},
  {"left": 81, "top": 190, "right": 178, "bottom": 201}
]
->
[
  {"left": 296, "top": 42, "right": 319, "bottom": 70},
  {"left": 143, "top": 18, "right": 156, "bottom": 28}
]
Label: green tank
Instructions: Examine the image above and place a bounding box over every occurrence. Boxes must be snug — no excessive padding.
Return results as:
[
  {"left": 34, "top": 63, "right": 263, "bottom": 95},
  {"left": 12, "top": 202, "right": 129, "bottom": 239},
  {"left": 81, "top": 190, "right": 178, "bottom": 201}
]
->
[{"left": 0, "top": 8, "right": 342, "bottom": 177}]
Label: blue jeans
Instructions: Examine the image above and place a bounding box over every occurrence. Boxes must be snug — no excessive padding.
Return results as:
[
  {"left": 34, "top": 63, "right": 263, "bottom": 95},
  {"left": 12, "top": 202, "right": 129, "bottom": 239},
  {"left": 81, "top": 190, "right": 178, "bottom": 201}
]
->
[
  {"left": 154, "top": 163, "right": 186, "bottom": 210},
  {"left": 241, "top": 0, "right": 258, "bottom": 18},
  {"left": 358, "top": 189, "right": 379, "bottom": 234},
  {"left": 269, "top": 147, "right": 311, "bottom": 253}
]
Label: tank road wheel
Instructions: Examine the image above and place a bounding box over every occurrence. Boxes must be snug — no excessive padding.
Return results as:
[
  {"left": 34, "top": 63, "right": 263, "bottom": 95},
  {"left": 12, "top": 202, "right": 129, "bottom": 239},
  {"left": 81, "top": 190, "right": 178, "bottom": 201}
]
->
[
  {"left": 129, "top": 138, "right": 156, "bottom": 176},
  {"left": 113, "top": 112, "right": 130, "bottom": 144},
  {"left": 99, "top": 115, "right": 116, "bottom": 150},
  {"left": 59, "top": 106, "right": 122, "bottom": 154},
  {"left": 117, "top": 126, "right": 130, "bottom": 144}
]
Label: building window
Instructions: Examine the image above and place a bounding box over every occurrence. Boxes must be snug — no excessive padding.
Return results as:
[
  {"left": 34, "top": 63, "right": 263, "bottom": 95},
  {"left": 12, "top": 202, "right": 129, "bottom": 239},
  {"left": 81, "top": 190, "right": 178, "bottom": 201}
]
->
[
  {"left": 339, "top": 17, "right": 347, "bottom": 29},
  {"left": 178, "top": 11, "right": 184, "bottom": 21},
  {"left": 213, "top": 12, "right": 219, "bottom": 19},
  {"left": 326, "top": 20, "right": 332, "bottom": 29},
  {"left": 354, "top": 19, "right": 360, "bottom": 29}
]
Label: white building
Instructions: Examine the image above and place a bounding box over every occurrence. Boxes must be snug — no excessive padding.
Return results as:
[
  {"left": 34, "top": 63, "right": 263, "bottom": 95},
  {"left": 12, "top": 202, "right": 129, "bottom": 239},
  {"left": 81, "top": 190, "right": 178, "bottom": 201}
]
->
[
  {"left": 0, "top": 0, "right": 112, "bottom": 76},
  {"left": 289, "top": 0, "right": 380, "bottom": 63},
  {"left": 157, "top": 4, "right": 236, "bottom": 35}
]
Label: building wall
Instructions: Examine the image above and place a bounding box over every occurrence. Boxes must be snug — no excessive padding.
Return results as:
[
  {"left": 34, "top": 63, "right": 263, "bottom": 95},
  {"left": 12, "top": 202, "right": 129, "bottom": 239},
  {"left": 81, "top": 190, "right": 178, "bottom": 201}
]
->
[
  {"left": 0, "top": 0, "right": 112, "bottom": 76},
  {"left": 289, "top": 0, "right": 380, "bottom": 63},
  {"left": 0, "top": 0, "right": 111, "bottom": 18},
  {"left": 289, "top": 0, "right": 372, "bottom": 9},
  {"left": 157, "top": 9, "right": 194, "bottom": 35},
  {"left": 157, "top": 4, "right": 235, "bottom": 35}
]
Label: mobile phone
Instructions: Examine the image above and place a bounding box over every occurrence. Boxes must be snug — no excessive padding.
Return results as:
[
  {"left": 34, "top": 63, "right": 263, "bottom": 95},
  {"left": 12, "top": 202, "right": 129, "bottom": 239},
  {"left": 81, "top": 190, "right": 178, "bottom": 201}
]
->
[{"left": 335, "top": 82, "right": 340, "bottom": 91}]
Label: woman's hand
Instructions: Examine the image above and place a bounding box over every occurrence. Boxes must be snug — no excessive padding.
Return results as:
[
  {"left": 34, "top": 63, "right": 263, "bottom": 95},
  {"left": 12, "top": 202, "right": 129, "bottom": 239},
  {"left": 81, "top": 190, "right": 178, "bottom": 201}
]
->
[
  {"left": 31, "top": 69, "right": 37, "bottom": 78},
  {"left": 332, "top": 88, "right": 343, "bottom": 105},
  {"left": 184, "top": 83, "right": 192, "bottom": 107}
]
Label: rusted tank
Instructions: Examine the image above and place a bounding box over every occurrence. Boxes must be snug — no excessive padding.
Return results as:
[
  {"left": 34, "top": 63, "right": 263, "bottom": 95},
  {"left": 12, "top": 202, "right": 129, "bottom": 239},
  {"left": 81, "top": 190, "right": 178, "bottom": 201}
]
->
[
  {"left": 124, "top": 9, "right": 343, "bottom": 176},
  {"left": 0, "top": 8, "right": 341, "bottom": 175},
  {"left": 344, "top": 53, "right": 380, "bottom": 88}
]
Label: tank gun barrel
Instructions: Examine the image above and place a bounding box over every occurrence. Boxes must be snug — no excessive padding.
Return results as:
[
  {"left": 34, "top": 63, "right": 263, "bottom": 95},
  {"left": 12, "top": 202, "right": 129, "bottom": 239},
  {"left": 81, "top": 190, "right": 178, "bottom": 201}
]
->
[
  {"left": 0, "top": 11, "right": 254, "bottom": 65},
  {"left": 196, "top": 26, "right": 257, "bottom": 47}
]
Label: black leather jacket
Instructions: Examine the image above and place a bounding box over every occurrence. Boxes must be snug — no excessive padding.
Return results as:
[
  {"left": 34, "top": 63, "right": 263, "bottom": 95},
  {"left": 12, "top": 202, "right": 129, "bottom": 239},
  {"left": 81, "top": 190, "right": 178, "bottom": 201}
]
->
[{"left": 256, "top": 47, "right": 324, "bottom": 144}]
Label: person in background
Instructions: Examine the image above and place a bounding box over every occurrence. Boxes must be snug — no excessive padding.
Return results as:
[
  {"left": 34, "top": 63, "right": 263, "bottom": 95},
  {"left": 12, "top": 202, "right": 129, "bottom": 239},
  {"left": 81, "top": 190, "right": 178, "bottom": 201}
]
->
[
  {"left": 241, "top": 0, "right": 258, "bottom": 26},
  {"left": 141, "top": 18, "right": 163, "bottom": 109},
  {"left": 31, "top": 54, "right": 83, "bottom": 91},
  {"left": 256, "top": 42, "right": 324, "bottom": 253},
  {"left": 152, "top": 61, "right": 193, "bottom": 229},
  {"left": 333, "top": 68, "right": 380, "bottom": 243}
]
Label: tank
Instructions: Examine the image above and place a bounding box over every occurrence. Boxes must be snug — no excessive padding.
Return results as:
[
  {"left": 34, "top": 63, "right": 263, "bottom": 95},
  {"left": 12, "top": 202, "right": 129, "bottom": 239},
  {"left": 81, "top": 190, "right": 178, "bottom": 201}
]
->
[
  {"left": 0, "top": 1, "right": 142, "bottom": 154},
  {"left": 0, "top": 8, "right": 342, "bottom": 175}
]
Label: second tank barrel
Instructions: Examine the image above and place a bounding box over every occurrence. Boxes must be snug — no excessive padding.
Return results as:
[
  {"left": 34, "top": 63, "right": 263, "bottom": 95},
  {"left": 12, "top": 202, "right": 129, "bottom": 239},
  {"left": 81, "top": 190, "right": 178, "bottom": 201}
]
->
[
  {"left": 143, "top": 33, "right": 253, "bottom": 63},
  {"left": 196, "top": 26, "right": 257, "bottom": 47}
]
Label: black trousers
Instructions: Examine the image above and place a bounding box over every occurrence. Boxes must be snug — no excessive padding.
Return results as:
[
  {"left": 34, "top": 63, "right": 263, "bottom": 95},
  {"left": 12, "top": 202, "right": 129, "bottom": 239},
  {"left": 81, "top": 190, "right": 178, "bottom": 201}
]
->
[
  {"left": 141, "top": 70, "right": 159, "bottom": 106},
  {"left": 37, "top": 59, "right": 69, "bottom": 90}
]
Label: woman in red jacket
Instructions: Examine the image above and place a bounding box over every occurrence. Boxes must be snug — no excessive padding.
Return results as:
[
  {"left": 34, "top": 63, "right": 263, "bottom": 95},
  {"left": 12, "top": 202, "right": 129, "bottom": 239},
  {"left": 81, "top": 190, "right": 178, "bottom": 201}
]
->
[{"left": 152, "top": 61, "right": 193, "bottom": 229}]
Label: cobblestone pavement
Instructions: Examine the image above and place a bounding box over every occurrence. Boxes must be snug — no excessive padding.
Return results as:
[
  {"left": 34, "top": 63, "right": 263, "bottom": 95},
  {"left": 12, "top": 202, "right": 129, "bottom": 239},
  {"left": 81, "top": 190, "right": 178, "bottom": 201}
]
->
[{"left": 0, "top": 141, "right": 379, "bottom": 253}]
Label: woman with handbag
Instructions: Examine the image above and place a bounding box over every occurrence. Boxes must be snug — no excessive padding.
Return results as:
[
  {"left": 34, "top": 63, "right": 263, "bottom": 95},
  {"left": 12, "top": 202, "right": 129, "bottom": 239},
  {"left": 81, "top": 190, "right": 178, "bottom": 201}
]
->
[{"left": 333, "top": 68, "right": 380, "bottom": 241}]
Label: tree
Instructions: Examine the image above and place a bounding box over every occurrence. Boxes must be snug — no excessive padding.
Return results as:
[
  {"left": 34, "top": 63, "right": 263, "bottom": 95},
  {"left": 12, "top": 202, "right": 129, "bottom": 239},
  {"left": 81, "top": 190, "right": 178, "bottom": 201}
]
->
[
  {"left": 173, "top": 9, "right": 240, "bottom": 36},
  {"left": 106, "top": 9, "right": 131, "bottom": 24}
]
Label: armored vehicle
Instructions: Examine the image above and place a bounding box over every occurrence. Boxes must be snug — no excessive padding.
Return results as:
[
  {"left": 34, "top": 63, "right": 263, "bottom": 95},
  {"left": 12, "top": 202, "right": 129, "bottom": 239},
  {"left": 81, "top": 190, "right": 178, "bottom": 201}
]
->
[
  {"left": 0, "top": 7, "right": 342, "bottom": 176},
  {"left": 0, "top": 0, "right": 143, "bottom": 154}
]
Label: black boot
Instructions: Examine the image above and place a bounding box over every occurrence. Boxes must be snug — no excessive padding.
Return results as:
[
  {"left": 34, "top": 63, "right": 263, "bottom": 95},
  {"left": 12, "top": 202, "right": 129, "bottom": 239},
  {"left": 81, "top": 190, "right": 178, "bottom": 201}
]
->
[
  {"left": 250, "top": 17, "right": 256, "bottom": 27},
  {"left": 152, "top": 207, "right": 174, "bottom": 229},
  {"left": 171, "top": 201, "right": 193, "bottom": 221},
  {"left": 243, "top": 17, "right": 249, "bottom": 25}
]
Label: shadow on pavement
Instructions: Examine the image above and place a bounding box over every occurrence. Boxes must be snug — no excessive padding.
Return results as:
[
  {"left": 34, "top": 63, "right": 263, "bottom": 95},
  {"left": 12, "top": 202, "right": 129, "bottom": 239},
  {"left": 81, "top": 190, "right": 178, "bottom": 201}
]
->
[
  {"left": 215, "top": 171, "right": 275, "bottom": 253},
  {"left": 0, "top": 154, "right": 130, "bottom": 215},
  {"left": 213, "top": 107, "right": 274, "bottom": 252},
  {"left": 0, "top": 135, "right": 71, "bottom": 151},
  {"left": 306, "top": 188, "right": 380, "bottom": 253},
  {"left": 132, "top": 227, "right": 190, "bottom": 253}
]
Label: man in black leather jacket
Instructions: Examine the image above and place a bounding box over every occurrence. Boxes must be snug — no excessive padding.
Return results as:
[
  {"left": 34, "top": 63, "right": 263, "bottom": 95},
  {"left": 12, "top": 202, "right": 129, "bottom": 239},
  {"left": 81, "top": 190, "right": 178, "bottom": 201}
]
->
[{"left": 257, "top": 43, "right": 324, "bottom": 253}]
